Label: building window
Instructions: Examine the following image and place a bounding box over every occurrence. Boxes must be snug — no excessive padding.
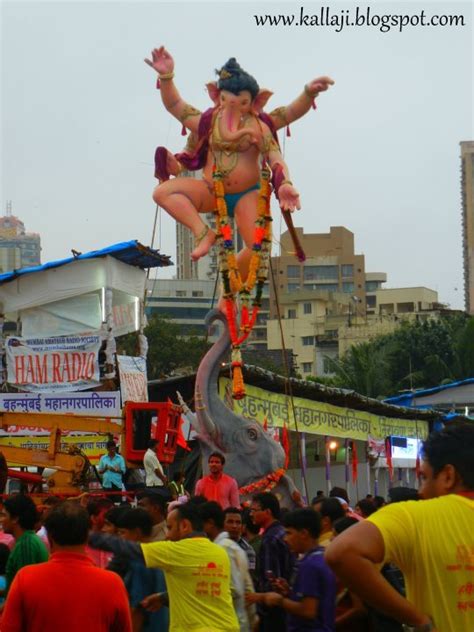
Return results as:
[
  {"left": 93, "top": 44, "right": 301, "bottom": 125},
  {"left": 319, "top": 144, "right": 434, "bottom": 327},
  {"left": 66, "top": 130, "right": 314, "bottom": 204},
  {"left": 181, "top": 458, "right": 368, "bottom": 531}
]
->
[
  {"left": 287, "top": 265, "right": 300, "bottom": 278},
  {"left": 303, "top": 303, "right": 312, "bottom": 314},
  {"left": 366, "top": 295, "right": 376, "bottom": 308},
  {"left": 176, "top": 290, "right": 187, "bottom": 297},
  {"left": 302, "top": 336, "right": 315, "bottom": 346},
  {"left": 312, "top": 284, "right": 339, "bottom": 292},
  {"left": 341, "top": 264, "right": 354, "bottom": 278},
  {"left": 342, "top": 282, "right": 354, "bottom": 293},
  {"left": 365, "top": 281, "right": 380, "bottom": 292},
  {"left": 304, "top": 265, "right": 338, "bottom": 281},
  {"left": 288, "top": 309, "right": 296, "bottom": 319},
  {"left": 302, "top": 362, "right": 313, "bottom": 373},
  {"left": 288, "top": 283, "right": 300, "bottom": 292},
  {"left": 192, "top": 291, "right": 204, "bottom": 297}
]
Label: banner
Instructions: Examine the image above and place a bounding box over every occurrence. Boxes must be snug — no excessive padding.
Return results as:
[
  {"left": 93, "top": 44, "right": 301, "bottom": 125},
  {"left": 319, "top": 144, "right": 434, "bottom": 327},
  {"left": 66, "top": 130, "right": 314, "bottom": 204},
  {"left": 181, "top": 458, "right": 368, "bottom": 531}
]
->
[
  {"left": 0, "top": 434, "right": 116, "bottom": 464},
  {"left": 6, "top": 335, "right": 101, "bottom": 392},
  {"left": 0, "top": 392, "right": 121, "bottom": 434},
  {"left": 117, "top": 355, "right": 148, "bottom": 403},
  {"left": 219, "top": 378, "right": 429, "bottom": 441}
]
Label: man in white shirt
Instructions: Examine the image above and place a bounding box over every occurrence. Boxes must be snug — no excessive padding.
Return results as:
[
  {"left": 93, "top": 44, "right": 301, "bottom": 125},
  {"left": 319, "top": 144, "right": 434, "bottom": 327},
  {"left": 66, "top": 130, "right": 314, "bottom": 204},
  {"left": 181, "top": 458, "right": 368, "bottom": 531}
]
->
[{"left": 143, "top": 440, "right": 168, "bottom": 492}]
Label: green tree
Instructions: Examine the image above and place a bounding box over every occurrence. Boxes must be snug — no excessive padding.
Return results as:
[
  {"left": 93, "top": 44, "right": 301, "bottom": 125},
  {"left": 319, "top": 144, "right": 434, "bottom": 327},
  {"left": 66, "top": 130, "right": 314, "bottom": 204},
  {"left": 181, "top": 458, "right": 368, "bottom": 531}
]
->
[
  {"left": 327, "top": 341, "right": 391, "bottom": 398},
  {"left": 117, "top": 314, "right": 211, "bottom": 379}
]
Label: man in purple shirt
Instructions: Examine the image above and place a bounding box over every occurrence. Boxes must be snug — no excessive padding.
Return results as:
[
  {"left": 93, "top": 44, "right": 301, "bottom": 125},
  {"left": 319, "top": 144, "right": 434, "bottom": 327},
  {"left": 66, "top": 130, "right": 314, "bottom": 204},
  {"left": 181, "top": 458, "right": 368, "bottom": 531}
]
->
[{"left": 256, "top": 508, "right": 336, "bottom": 631}]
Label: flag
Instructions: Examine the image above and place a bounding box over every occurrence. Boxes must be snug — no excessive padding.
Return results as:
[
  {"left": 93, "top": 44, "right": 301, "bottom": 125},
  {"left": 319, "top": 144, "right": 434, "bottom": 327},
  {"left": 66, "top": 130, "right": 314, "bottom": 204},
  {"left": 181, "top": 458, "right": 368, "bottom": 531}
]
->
[
  {"left": 263, "top": 417, "right": 268, "bottom": 431},
  {"left": 282, "top": 424, "right": 290, "bottom": 469},
  {"left": 169, "top": 397, "right": 191, "bottom": 452},
  {"left": 351, "top": 440, "right": 359, "bottom": 483},
  {"left": 385, "top": 437, "right": 393, "bottom": 480}
]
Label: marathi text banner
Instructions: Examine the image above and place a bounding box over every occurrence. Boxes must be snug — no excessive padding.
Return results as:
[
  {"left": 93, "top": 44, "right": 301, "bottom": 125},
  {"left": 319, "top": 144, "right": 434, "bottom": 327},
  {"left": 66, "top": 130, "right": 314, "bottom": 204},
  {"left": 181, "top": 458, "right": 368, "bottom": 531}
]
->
[
  {"left": 0, "top": 434, "right": 115, "bottom": 464},
  {"left": 117, "top": 355, "right": 148, "bottom": 403},
  {"left": 219, "top": 379, "right": 429, "bottom": 441}
]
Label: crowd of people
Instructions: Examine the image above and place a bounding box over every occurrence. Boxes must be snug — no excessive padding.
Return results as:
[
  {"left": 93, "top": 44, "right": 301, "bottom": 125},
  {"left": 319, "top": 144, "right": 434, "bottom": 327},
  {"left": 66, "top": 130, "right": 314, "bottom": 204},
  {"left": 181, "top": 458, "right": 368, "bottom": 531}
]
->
[{"left": 0, "top": 422, "right": 471, "bottom": 631}]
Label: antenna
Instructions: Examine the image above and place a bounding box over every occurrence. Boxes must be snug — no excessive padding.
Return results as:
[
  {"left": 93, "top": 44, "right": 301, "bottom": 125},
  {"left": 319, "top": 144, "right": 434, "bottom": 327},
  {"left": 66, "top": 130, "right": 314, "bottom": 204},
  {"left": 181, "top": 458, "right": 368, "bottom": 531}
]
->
[{"left": 6, "top": 201, "right": 12, "bottom": 217}]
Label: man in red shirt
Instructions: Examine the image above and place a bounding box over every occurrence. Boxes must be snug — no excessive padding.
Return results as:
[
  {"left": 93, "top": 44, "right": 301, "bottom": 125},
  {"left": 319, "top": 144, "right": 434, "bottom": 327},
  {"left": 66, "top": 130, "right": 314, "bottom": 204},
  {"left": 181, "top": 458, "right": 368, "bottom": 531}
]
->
[
  {"left": 1, "top": 501, "right": 131, "bottom": 632},
  {"left": 195, "top": 452, "right": 240, "bottom": 509}
]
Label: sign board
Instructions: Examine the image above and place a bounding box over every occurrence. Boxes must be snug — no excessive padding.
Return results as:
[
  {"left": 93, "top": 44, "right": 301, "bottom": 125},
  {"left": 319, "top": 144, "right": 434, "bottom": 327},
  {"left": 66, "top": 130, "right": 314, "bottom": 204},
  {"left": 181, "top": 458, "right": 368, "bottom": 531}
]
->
[
  {"left": 117, "top": 355, "right": 148, "bottom": 403},
  {"left": 6, "top": 335, "right": 101, "bottom": 392}
]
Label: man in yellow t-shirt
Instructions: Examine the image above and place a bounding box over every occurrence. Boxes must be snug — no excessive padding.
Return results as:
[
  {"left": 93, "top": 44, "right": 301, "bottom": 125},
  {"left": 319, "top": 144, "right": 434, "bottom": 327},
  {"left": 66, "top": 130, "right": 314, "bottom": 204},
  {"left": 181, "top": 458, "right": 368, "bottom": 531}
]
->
[
  {"left": 325, "top": 422, "right": 474, "bottom": 632},
  {"left": 89, "top": 502, "right": 239, "bottom": 632}
]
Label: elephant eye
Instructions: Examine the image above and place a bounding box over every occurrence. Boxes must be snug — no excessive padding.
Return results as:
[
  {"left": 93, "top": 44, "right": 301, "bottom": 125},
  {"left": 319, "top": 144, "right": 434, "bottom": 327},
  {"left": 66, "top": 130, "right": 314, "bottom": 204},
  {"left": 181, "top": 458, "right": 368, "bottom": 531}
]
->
[{"left": 247, "top": 428, "right": 258, "bottom": 441}]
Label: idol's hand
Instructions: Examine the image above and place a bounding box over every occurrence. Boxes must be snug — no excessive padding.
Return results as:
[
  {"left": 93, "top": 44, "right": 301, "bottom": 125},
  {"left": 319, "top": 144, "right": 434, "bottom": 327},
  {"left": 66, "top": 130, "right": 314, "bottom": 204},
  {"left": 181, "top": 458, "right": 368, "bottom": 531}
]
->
[
  {"left": 144, "top": 46, "right": 174, "bottom": 75},
  {"left": 279, "top": 184, "right": 301, "bottom": 213},
  {"left": 306, "top": 76, "right": 335, "bottom": 96}
]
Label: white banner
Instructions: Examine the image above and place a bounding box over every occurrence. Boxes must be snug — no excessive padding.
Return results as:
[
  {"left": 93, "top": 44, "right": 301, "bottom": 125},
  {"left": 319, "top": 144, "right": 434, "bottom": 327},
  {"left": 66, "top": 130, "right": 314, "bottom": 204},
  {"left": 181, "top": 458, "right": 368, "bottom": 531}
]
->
[
  {"left": 117, "top": 355, "right": 148, "bottom": 403},
  {"left": 6, "top": 334, "right": 101, "bottom": 392}
]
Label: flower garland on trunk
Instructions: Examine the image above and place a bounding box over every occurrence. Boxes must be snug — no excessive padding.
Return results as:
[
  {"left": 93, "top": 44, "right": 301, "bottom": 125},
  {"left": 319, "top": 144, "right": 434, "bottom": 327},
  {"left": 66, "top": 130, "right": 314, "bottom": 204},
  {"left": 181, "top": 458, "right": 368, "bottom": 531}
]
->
[{"left": 213, "top": 166, "right": 272, "bottom": 399}]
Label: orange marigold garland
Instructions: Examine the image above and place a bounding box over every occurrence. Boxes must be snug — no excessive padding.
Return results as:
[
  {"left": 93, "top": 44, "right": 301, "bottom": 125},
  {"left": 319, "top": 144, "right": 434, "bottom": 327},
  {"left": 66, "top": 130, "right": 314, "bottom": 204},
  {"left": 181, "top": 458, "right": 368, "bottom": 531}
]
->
[
  {"left": 213, "top": 166, "right": 272, "bottom": 399},
  {"left": 239, "top": 467, "right": 285, "bottom": 495}
]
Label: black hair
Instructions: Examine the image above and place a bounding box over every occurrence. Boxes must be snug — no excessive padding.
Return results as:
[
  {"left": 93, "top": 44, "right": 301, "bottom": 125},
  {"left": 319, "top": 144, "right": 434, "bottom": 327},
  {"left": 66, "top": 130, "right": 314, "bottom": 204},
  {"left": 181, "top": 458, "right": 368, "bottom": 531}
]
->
[
  {"left": 333, "top": 516, "right": 359, "bottom": 535},
  {"left": 173, "top": 471, "right": 184, "bottom": 482},
  {"left": 4, "top": 494, "right": 39, "bottom": 530},
  {"left": 106, "top": 440, "right": 116, "bottom": 450},
  {"left": 355, "top": 498, "right": 377, "bottom": 517},
  {"left": 329, "top": 487, "right": 349, "bottom": 503},
  {"left": 216, "top": 58, "right": 259, "bottom": 100},
  {"left": 137, "top": 492, "right": 167, "bottom": 513},
  {"left": 422, "top": 422, "right": 474, "bottom": 489},
  {"left": 224, "top": 506, "right": 242, "bottom": 517},
  {"left": 388, "top": 487, "right": 420, "bottom": 503},
  {"left": 104, "top": 505, "right": 132, "bottom": 527},
  {"left": 373, "top": 495, "right": 386, "bottom": 509},
  {"left": 252, "top": 492, "right": 281, "bottom": 519},
  {"left": 242, "top": 508, "right": 260, "bottom": 535},
  {"left": 148, "top": 439, "right": 159, "bottom": 449},
  {"left": 86, "top": 498, "right": 114, "bottom": 517},
  {"left": 311, "top": 496, "right": 327, "bottom": 506},
  {"left": 174, "top": 502, "right": 204, "bottom": 532},
  {"left": 0, "top": 543, "right": 10, "bottom": 574},
  {"left": 42, "top": 495, "right": 61, "bottom": 508},
  {"left": 116, "top": 507, "right": 153, "bottom": 537},
  {"left": 282, "top": 508, "right": 321, "bottom": 538},
  {"left": 317, "top": 498, "right": 346, "bottom": 524},
  {"left": 199, "top": 501, "right": 225, "bottom": 530},
  {"left": 208, "top": 452, "right": 226, "bottom": 465},
  {"left": 45, "top": 502, "right": 90, "bottom": 546}
]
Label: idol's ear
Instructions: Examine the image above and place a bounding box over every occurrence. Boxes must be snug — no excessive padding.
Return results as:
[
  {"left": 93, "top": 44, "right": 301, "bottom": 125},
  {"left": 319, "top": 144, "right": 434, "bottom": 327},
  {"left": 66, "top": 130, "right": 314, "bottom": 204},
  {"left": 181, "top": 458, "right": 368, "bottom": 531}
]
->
[
  {"left": 206, "top": 82, "right": 220, "bottom": 106},
  {"left": 252, "top": 89, "right": 274, "bottom": 113}
]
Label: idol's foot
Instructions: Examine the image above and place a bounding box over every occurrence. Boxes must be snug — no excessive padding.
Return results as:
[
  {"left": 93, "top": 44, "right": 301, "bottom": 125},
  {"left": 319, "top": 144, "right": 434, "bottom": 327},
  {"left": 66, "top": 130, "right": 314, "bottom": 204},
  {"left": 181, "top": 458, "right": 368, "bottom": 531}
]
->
[{"left": 191, "top": 227, "right": 216, "bottom": 261}]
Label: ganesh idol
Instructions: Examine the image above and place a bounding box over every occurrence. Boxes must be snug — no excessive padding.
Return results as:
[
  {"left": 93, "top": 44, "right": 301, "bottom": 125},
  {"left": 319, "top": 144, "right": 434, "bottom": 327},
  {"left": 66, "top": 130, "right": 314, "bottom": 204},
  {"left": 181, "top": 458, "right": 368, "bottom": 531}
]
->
[{"left": 145, "top": 47, "right": 333, "bottom": 278}]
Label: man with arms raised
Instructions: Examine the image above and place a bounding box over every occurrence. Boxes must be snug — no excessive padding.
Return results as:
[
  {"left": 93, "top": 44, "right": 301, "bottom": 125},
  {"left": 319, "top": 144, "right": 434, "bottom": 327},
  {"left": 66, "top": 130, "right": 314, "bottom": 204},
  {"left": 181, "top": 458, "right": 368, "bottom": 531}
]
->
[{"left": 326, "top": 423, "right": 474, "bottom": 632}]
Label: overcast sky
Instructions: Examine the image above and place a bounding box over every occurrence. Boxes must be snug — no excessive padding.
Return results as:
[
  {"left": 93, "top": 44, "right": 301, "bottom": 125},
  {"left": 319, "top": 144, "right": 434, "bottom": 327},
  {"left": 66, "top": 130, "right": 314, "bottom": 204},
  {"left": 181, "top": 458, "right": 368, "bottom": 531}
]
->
[{"left": 1, "top": 1, "right": 472, "bottom": 309}]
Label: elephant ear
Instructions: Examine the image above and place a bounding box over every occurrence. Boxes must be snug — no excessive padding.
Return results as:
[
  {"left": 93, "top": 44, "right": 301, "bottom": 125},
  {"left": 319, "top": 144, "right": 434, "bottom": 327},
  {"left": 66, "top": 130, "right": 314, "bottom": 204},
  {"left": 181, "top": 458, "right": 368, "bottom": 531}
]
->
[
  {"left": 252, "top": 89, "right": 274, "bottom": 113},
  {"left": 206, "top": 82, "right": 220, "bottom": 106}
]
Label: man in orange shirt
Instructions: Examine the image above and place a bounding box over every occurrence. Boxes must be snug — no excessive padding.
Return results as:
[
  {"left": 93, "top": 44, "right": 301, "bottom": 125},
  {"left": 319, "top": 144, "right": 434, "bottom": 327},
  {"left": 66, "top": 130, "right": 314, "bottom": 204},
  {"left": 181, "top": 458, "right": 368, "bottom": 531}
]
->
[
  {"left": 195, "top": 452, "right": 240, "bottom": 509},
  {"left": 2, "top": 502, "right": 131, "bottom": 632}
]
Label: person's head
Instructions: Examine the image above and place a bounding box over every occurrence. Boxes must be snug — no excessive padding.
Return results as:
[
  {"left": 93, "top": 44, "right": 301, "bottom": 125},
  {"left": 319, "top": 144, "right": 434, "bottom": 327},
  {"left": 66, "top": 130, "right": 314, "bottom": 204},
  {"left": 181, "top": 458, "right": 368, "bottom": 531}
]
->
[
  {"left": 223, "top": 507, "right": 242, "bottom": 541},
  {"left": 173, "top": 471, "right": 185, "bottom": 484},
  {"left": 106, "top": 440, "right": 117, "bottom": 457},
  {"left": 208, "top": 452, "right": 225, "bottom": 476},
  {"left": 148, "top": 439, "right": 159, "bottom": 452},
  {"left": 38, "top": 495, "right": 61, "bottom": 524},
  {"left": 332, "top": 516, "right": 359, "bottom": 536},
  {"left": 242, "top": 508, "right": 260, "bottom": 538},
  {"left": 0, "top": 543, "right": 10, "bottom": 574},
  {"left": 137, "top": 492, "right": 167, "bottom": 525},
  {"left": 86, "top": 497, "right": 114, "bottom": 532},
  {"left": 388, "top": 487, "right": 420, "bottom": 503},
  {"left": 282, "top": 509, "right": 321, "bottom": 554},
  {"left": 166, "top": 503, "right": 204, "bottom": 542},
  {"left": 199, "top": 501, "right": 225, "bottom": 540},
  {"left": 316, "top": 490, "right": 325, "bottom": 498},
  {"left": 329, "top": 487, "right": 349, "bottom": 504},
  {"left": 116, "top": 508, "right": 153, "bottom": 542},
  {"left": 250, "top": 492, "right": 280, "bottom": 528},
  {"left": 315, "top": 498, "right": 346, "bottom": 534},
  {"left": 102, "top": 505, "right": 132, "bottom": 534},
  {"left": 373, "top": 495, "right": 386, "bottom": 509},
  {"left": 354, "top": 498, "right": 376, "bottom": 518},
  {"left": 45, "top": 502, "right": 90, "bottom": 549},
  {"left": 3, "top": 494, "right": 39, "bottom": 534},
  {"left": 420, "top": 423, "right": 474, "bottom": 498}
]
